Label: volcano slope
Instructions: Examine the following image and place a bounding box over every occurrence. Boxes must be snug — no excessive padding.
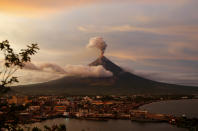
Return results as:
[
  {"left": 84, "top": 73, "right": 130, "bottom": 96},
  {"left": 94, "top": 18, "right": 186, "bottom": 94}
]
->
[{"left": 11, "top": 56, "right": 198, "bottom": 95}]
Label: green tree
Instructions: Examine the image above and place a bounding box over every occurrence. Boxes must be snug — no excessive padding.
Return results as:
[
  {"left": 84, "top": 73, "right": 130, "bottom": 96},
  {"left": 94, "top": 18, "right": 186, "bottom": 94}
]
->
[
  {"left": 57, "top": 124, "right": 67, "bottom": 131},
  {"left": 0, "top": 40, "right": 39, "bottom": 130},
  {"left": 0, "top": 40, "right": 39, "bottom": 93},
  {"left": 44, "top": 124, "right": 66, "bottom": 131},
  {"left": 32, "top": 127, "right": 42, "bottom": 131}
]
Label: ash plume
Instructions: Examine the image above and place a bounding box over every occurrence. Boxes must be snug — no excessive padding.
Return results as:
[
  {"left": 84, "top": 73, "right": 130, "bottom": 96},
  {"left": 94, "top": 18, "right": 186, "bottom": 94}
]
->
[
  {"left": 87, "top": 37, "right": 107, "bottom": 57},
  {"left": 24, "top": 62, "right": 112, "bottom": 77},
  {"left": 24, "top": 62, "right": 40, "bottom": 71},
  {"left": 24, "top": 62, "right": 66, "bottom": 74},
  {"left": 40, "top": 63, "right": 66, "bottom": 74},
  {"left": 65, "top": 65, "right": 112, "bottom": 77}
]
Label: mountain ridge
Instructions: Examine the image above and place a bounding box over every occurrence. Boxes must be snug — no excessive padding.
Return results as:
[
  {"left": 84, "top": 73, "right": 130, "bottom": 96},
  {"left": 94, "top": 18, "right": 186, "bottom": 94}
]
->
[{"left": 11, "top": 56, "right": 198, "bottom": 95}]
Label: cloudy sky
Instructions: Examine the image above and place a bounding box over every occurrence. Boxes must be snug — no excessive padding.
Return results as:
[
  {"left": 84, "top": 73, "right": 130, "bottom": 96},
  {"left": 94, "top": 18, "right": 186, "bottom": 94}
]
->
[{"left": 0, "top": 0, "right": 198, "bottom": 86}]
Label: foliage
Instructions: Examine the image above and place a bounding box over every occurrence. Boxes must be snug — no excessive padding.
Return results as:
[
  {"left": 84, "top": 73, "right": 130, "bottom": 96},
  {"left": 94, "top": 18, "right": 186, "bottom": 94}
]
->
[
  {"left": 0, "top": 40, "right": 39, "bottom": 130},
  {"left": 0, "top": 40, "right": 39, "bottom": 91},
  {"left": 0, "top": 41, "right": 67, "bottom": 131},
  {"left": 0, "top": 104, "right": 27, "bottom": 130},
  {"left": 176, "top": 117, "right": 198, "bottom": 131},
  {"left": 32, "top": 127, "right": 42, "bottom": 131},
  {"left": 44, "top": 124, "right": 67, "bottom": 131}
]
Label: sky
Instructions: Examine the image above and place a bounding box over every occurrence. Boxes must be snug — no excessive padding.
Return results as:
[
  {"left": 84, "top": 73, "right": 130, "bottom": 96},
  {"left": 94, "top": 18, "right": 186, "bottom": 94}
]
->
[{"left": 0, "top": 0, "right": 198, "bottom": 86}]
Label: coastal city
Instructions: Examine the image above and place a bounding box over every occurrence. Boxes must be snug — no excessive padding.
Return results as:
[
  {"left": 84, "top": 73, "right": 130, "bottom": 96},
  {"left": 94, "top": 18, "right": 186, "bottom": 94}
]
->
[
  {"left": 1, "top": 0, "right": 198, "bottom": 130},
  {"left": 1, "top": 95, "right": 198, "bottom": 130}
]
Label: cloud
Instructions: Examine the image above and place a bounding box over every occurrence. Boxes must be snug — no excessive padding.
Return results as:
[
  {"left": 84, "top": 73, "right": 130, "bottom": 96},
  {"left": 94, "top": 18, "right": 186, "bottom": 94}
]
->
[
  {"left": 78, "top": 25, "right": 146, "bottom": 33},
  {"left": 24, "top": 62, "right": 113, "bottom": 78},
  {"left": 20, "top": 62, "right": 113, "bottom": 85},
  {"left": 134, "top": 70, "right": 198, "bottom": 86},
  {"left": 17, "top": 70, "right": 64, "bottom": 85},
  {"left": 40, "top": 63, "right": 66, "bottom": 74},
  {"left": 168, "top": 42, "right": 198, "bottom": 57},
  {"left": 24, "top": 62, "right": 40, "bottom": 70},
  {"left": 107, "top": 52, "right": 138, "bottom": 61},
  {"left": 0, "top": 0, "right": 189, "bottom": 16},
  {"left": 65, "top": 65, "right": 112, "bottom": 77},
  {"left": 108, "top": 48, "right": 198, "bottom": 67},
  {"left": 0, "top": 0, "right": 93, "bottom": 15},
  {"left": 0, "top": 0, "right": 116, "bottom": 16},
  {"left": 78, "top": 25, "right": 198, "bottom": 37},
  {"left": 24, "top": 62, "right": 66, "bottom": 74}
]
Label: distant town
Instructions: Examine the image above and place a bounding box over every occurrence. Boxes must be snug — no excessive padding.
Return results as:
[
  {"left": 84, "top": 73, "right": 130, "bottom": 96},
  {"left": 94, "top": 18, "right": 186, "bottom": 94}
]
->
[{"left": 1, "top": 94, "right": 198, "bottom": 130}]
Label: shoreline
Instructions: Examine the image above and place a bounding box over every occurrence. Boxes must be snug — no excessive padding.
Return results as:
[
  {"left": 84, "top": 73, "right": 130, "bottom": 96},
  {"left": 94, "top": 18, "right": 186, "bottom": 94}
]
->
[
  {"left": 23, "top": 116, "right": 197, "bottom": 131},
  {"left": 21, "top": 98, "right": 198, "bottom": 130}
]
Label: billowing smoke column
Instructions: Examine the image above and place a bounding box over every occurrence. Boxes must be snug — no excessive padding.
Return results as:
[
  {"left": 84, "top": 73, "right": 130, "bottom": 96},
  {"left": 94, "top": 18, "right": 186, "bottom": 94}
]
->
[{"left": 87, "top": 37, "right": 107, "bottom": 57}]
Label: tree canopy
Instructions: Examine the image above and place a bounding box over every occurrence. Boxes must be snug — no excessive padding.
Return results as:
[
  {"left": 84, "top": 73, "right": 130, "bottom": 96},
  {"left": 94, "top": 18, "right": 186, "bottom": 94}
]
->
[{"left": 0, "top": 40, "right": 39, "bottom": 92}]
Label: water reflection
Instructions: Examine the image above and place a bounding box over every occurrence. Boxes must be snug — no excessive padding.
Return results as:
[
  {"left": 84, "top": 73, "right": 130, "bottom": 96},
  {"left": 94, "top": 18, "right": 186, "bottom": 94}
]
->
[
  {"left": 25, "top": 118, "right": 186, "bottom": 131},
  {"left": 140, "top": 99, "right": 198, "bottom": 118}
]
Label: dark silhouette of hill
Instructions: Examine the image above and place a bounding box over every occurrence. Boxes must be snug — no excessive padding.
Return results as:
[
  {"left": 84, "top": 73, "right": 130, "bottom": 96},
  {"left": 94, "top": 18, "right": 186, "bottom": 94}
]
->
[{"left": 11, "top": 56, "right": 198, "bottom": 95}]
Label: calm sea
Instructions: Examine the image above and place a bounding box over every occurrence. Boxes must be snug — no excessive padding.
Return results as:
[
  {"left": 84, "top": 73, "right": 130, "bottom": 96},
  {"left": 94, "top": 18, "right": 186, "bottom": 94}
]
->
[
  {"left": 24, "top": 118, "right": 186, "bottom": 131},
  {"left": 140, "top": 99, "right": 198, "bottom": 118}
]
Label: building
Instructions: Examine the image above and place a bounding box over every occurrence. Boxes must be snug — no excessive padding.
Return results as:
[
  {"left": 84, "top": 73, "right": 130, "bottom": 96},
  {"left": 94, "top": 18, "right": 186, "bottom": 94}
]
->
[
  {"left": 54, "top": 106, "right": 67, "bottom": 112},
  {"left": 8, "top": 96, "right": 31, "bottom": 105},
  {"left": 29, "top": 106, "right": 40, "bottom": 111}
]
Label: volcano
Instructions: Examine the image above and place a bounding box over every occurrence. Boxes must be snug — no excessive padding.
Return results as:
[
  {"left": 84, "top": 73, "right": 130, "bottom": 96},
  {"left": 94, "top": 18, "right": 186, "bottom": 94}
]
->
[
  {"left": 89, "top": 56, "right": 123, "bottom": 75},
  {"left": 12, "top": 56, "right": 198, "bottom": 95},
  {"left": 89, "top": 56, "right": 160, "bottom": 87}
]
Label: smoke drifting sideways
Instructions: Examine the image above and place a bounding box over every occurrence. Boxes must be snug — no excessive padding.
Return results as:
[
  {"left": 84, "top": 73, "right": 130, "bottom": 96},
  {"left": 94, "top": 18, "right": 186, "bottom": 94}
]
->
[
  {"left": 65, "top": 65, "right": 112, "bottom": 77},
  {"left": 24, "top": 62, "right": 66, "bottom": 74},
  {"left": 24, "top": 62, "right": 112, "bottom": 78},
  {"left": 87, "top": 37, "right": 107, "bottom": 57},
  {"left": 40, "top": 63, "right": 66, "bottom": 74}
]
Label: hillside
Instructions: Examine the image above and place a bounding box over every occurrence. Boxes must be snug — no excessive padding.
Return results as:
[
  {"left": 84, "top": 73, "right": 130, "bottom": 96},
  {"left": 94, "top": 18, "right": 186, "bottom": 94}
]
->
[{"left": 11, "top": 56, "right": 198, "bottom": 95}]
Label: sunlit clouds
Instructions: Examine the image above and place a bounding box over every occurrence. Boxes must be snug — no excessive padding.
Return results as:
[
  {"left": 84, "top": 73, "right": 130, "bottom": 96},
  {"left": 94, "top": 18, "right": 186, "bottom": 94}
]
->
[
  {"left": 0, "top": 0, "right": 98, "bottom": 16},
  {"left": 0, "top": 0, "right": 189, "bottom": 16},
  {"left": 78, "top": 25, "right": 198, "bottom": 37},
  {"left": 0, "top": 0, "right": 198, "bottom": 86}
]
